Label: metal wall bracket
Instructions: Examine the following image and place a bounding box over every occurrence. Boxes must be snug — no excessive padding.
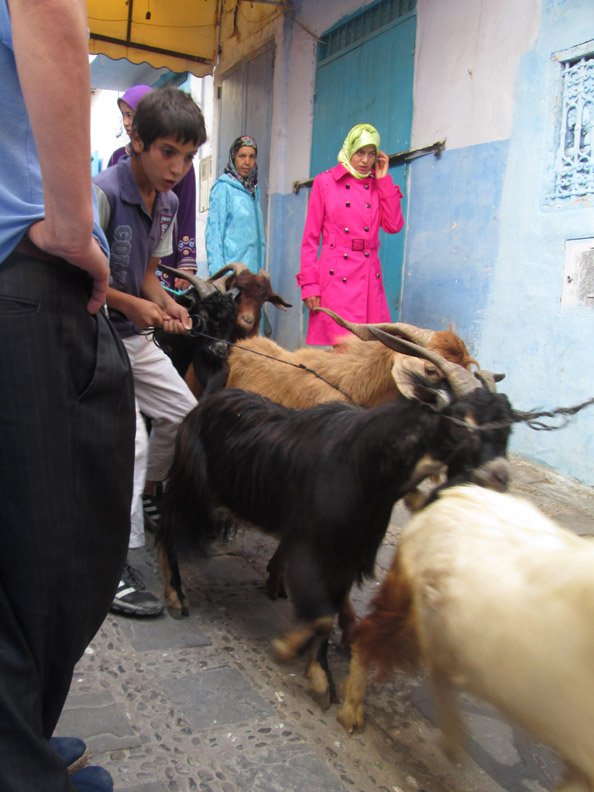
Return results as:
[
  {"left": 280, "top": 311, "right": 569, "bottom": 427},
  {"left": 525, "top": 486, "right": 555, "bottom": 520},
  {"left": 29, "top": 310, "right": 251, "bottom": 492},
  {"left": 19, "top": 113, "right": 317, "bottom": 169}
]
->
[{"left": 292, "top": 139, "right": 446, "bottom": 194}]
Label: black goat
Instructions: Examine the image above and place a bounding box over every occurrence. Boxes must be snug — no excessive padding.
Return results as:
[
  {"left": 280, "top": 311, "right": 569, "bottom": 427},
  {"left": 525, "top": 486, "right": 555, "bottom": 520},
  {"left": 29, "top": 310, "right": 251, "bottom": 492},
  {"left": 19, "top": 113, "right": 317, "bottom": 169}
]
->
[
  {"left": 155, "top": 264, "right": 292, "bottom": 397},
  {"left": 154, "top": 266, "right": 238, "bottom": 396},
  {"left": 158, "top": 334, "right": 513, "bottom": 709}
]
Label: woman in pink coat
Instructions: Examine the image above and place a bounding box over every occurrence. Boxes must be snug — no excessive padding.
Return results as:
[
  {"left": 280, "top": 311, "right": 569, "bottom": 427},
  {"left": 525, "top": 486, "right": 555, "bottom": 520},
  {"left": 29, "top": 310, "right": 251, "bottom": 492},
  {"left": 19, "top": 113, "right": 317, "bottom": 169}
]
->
[{"left": 297, "top": 123, "right": 404, "bottom": 345}]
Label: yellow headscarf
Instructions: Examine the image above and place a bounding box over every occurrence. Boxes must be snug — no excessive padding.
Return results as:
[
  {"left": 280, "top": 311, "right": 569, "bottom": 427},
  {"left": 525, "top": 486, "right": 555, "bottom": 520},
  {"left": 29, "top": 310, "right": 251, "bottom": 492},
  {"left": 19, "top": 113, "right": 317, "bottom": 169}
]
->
[{"left": 337, "top": 123, "right": 380, "bottom": 179}]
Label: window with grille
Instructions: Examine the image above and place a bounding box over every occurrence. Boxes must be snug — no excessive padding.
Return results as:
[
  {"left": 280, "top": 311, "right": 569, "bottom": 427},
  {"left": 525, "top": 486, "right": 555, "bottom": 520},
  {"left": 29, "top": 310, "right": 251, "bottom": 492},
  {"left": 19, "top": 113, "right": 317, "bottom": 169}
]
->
[
  {"left": 550, "top": 53, "right": 594, "bottom": 201},
  {"left": 318, "top": 0, "right": 416, "bottom": 62}
]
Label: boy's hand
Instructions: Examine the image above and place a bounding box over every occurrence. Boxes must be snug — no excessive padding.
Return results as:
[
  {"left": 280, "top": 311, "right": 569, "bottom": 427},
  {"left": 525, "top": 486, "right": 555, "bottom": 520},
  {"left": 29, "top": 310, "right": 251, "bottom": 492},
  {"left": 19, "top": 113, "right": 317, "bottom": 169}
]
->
[
  {"left": 163, "top": 301, "right": 192, "bottom": 334},
  {"left": 127, "top": 297, "right": 166, "bottom": 330}
]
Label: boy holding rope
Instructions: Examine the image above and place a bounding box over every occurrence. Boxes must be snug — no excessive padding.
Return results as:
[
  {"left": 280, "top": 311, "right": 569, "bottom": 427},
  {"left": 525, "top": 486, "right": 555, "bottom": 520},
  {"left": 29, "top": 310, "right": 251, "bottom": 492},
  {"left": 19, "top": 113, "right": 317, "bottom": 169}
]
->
[{"left": 93, "top": 87, "right": 206, "bottom": 616}]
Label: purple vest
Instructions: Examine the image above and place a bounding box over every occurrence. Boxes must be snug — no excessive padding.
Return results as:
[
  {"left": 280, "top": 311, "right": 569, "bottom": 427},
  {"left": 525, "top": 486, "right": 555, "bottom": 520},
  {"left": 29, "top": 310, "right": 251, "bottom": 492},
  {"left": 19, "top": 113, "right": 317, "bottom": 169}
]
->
[
  {"left": 108, "top": 148, "right": 197, "bottom": 287},
  {"left": 93, "top": 157, "right": 178, "bottom": 337}
]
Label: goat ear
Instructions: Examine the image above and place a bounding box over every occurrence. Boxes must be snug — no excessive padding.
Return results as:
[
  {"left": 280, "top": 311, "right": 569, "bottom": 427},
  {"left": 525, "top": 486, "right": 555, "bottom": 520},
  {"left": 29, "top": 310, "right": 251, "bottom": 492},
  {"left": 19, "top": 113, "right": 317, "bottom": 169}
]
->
[
  {"left": 267, "top": 293, "right": 292, "bottom": 309},
  {"left": 391, "top": 357, "right": 427, "bottom": 400}
]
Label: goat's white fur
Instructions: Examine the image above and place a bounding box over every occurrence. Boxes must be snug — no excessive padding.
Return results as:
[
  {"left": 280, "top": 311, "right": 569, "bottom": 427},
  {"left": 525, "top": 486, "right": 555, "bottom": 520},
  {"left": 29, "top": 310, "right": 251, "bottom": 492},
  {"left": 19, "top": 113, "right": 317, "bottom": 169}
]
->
[{"left": 338, "top": 485, "right": 594, "bottom": 792}]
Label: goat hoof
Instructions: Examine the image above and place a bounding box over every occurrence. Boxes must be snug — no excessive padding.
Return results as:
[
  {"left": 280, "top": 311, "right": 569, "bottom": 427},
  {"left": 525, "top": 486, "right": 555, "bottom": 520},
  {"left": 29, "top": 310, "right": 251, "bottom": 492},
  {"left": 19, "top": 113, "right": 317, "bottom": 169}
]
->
[
  {"left": 266, "top": 583, "right": 288, "bottom": 601},
  {"left": 336, "top": 703, "right": 364, "bottom": 733},
  {"left": 312, "top": 687, "right": 331, "bottom": 711},
  {"left": 271, "top": 636, "right": 295, "bottom": 662},
  {"left": 307, "top": 663, "right": 331, "bottom": 710},
  {"left": 265, "top": 574, "right": 288, "bottom": 600},
  {"left": 166, "top": 597, "right": 189, "bottom": 619}
]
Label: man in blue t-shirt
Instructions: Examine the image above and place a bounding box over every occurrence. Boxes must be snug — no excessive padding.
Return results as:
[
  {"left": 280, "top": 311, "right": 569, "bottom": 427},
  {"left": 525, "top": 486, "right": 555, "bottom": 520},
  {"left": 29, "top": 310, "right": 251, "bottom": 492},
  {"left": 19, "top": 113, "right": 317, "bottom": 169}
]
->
[
  {"left": 93, "top": 87, "right": 207, "bottom": 617},
  {"left": 0, "top": 1, "right": 135, "bottom": 789}
]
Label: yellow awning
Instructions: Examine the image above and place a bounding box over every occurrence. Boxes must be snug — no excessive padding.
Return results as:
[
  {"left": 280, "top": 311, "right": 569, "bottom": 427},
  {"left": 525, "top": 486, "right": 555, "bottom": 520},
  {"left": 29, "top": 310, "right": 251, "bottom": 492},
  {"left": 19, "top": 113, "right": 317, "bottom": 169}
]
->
[{"left": 87, "top": 0, "right": 219, "bottom": 78}]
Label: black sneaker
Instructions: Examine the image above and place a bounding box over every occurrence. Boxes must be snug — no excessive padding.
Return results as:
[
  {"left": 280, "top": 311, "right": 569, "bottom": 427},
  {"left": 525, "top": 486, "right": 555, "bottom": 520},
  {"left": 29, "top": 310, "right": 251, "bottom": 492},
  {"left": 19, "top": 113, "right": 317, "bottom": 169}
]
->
[
  {"left": 110, "top": 562, "right": 164, "bottom": 617},
  {"left": 142, "top": 492, "right": 161, "bottom": 533}
]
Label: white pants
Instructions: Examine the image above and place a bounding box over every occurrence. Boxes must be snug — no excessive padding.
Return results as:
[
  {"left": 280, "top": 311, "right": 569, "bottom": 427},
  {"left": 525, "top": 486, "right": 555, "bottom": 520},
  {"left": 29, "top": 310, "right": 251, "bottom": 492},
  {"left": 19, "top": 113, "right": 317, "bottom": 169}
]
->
[{"left": 123, "top": 334, "right": 198, "bottom": 548}]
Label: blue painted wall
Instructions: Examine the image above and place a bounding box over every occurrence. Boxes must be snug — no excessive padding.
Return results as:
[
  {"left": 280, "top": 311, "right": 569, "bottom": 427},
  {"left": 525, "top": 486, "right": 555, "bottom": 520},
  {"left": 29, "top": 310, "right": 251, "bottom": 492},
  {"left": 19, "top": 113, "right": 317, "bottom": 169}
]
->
[
  {"left": 262, "top": 0, "right": 594, "bottom": 483},
  {"left": 402, "top": 141, "right": 509, "bottom": 344},
  {"left": 402, "top": 0, "right": 594, "bottom": 484}
]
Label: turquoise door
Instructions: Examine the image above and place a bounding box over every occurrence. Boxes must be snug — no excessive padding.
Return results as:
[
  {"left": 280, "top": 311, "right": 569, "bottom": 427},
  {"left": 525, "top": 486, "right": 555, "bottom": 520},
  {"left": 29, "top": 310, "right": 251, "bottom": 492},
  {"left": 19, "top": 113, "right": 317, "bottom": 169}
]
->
[{"left": 310, "top": 1, "right": 416, "bottom": 320}]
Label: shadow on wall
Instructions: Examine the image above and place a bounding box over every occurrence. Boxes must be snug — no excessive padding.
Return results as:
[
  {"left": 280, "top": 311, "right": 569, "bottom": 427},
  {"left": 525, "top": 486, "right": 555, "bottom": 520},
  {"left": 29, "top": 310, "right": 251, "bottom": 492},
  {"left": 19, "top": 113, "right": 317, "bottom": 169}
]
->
[{"left": 266, "top": 190, "right": 309, "bottom": 349}]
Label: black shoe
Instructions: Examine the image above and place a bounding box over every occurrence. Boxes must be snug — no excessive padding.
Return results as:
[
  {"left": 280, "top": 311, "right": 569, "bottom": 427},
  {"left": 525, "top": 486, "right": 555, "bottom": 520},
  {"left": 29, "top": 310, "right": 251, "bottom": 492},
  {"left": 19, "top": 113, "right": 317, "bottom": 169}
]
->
[
  {"left": 142, "top": 491, "right": 161, "bottom": 533},
  {"left": 110, "top": 562, "right": 164, "bottom": 617}
]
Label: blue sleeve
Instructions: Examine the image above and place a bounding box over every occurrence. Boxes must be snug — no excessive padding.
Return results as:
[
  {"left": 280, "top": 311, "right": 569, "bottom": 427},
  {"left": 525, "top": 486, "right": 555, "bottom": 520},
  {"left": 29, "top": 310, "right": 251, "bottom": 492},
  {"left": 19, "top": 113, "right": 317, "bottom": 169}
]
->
[
  {"left": 256, "top": 194, "right": 266, "bottom": 269},
  {"left": 92, "top": 182, "right": 109, "bottom": 258},
  {"left": 205, "top": 180, "right": 229, "bottom": 276}
]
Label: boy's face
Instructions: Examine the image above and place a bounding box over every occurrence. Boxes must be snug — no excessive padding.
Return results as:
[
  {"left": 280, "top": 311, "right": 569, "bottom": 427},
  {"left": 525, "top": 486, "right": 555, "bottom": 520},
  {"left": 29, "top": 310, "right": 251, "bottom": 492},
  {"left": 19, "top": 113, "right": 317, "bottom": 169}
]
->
[{"left": 131, "top": 132, "right": 197, "bottom": 192}]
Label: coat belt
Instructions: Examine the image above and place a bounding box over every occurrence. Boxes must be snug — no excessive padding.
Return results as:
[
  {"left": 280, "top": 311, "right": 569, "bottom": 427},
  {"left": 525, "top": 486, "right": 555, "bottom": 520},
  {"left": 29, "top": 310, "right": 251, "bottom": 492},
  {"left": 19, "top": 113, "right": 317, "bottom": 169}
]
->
[{"left": 325, "top": 239, "right": 378, "bottom": 252}]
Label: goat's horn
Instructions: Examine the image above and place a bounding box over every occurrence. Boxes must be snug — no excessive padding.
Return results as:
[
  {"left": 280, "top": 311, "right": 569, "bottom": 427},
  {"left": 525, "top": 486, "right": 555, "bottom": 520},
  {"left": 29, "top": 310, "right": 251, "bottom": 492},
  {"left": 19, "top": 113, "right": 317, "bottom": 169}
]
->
[
  {"left": 159, "top": 265, "right": 217, "bottom": 298},
  {"left": 368, "top": 326, "right": 481, "bottom": 397},
  {"left": 207, "top": 265, "right": 235, "bottom": 293},
  {"left": 208, "top": 262, "right": 249, "bottom": 293},
  {"left": 474, "top": 370, "right": 506, "bottom": 392},
  {"left": 314, "top": 307, "right": 434, "bottom": 346}
]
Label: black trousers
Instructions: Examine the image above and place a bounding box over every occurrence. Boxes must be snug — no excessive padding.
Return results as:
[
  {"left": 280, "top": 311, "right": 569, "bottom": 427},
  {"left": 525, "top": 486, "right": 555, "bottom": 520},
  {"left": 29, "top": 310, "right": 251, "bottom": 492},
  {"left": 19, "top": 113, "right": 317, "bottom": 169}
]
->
[{"left": 0, "top": 251, "right": 135, "bottom": 790}]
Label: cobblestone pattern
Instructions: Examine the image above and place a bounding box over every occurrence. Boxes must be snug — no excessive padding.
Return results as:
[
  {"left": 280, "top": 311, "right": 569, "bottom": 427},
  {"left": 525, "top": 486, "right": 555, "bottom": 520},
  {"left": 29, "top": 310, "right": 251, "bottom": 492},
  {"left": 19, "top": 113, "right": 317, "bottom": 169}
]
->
[{"left": 56, "top": 455, "right": 594, "bottom": 792}]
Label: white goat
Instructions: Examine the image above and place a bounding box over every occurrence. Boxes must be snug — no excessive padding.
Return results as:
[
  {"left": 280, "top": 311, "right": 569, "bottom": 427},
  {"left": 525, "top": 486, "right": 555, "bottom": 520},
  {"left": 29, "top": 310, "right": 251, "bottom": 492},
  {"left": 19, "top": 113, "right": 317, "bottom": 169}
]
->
[{"left": 337, "top": 484, "right": 594, "bottom": 792}]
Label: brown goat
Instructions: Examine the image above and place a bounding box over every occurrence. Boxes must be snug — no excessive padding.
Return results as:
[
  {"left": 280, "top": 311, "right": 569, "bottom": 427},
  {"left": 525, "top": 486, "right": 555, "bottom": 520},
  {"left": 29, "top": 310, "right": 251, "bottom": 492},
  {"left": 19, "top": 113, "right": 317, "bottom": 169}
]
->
[
  {"left": 226, "top": 322, "right": 478, "bottom": 409},
  {"left": 209, "top": 262, "right": 292, "bottom": 339}
]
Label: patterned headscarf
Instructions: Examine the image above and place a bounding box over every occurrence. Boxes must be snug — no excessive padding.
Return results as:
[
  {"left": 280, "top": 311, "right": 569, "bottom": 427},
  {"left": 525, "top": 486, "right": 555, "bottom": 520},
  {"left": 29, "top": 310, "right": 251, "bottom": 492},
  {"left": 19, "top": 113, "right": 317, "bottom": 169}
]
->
[
  {"left": 337, "top": 123, "right": 380, "bottom": 179},
  {"left": 224, "top": 135, "right": 258, "bottom": 196}
]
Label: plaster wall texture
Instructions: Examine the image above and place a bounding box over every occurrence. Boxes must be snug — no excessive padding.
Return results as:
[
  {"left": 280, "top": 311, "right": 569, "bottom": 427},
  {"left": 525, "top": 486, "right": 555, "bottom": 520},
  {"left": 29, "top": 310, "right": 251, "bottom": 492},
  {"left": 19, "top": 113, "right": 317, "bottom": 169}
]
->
[
  {"left": 412, "top": 0, "right": 540, "bottom": 150},
  {"left": 405, "top": 0, "right": 594, "bottom": 483},
  {"left": 477, "top": 0, "right": 594, "bottom": 483}
]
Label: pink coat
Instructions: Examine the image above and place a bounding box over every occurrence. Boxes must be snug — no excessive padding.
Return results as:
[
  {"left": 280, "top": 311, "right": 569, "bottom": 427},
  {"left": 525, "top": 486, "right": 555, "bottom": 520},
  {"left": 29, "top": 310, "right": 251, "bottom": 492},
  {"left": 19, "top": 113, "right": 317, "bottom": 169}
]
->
[{"left": 297, "top": 164, "right": 404, "bottom": 345}]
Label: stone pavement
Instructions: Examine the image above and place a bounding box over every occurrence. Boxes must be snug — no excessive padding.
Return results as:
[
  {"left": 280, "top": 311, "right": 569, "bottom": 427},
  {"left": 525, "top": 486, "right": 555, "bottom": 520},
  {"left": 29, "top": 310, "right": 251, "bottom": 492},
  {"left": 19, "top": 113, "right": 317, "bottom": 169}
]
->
[{"left": 56, "top": 454, "right": 594, "bottom": 792}]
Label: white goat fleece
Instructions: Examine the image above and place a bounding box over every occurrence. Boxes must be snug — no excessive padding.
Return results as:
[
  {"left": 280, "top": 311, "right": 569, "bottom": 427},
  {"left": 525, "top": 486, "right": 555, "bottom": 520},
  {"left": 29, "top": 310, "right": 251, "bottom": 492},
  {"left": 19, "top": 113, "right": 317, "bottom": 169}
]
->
[{"left": 401, "top": 485, "right": 594, "bottom": 791}]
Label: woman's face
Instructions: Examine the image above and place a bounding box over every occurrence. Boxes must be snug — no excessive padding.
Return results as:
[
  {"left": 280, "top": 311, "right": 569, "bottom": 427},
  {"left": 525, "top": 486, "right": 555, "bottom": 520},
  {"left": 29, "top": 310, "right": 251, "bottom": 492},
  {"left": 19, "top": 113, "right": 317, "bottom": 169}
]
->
[
  {"left": 119, "top": 100, "right": 135, "bottom": 137},
  {"left": 350, "top": 144, "right": 377, "bottom": 175},
  {"left": 234, "top": 145, "right": 257, "bottom": 178}
]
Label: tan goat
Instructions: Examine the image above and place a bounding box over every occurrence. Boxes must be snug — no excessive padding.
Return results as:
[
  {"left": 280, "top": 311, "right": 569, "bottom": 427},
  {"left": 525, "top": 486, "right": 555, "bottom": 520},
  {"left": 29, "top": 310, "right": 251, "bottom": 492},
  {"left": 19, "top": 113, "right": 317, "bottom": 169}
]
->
[
  {"left": 226, "top": 307, "right": 478, "bottom": 408},
  {"left": 338, "top": 484, "right": 594, "bottom": 792}
]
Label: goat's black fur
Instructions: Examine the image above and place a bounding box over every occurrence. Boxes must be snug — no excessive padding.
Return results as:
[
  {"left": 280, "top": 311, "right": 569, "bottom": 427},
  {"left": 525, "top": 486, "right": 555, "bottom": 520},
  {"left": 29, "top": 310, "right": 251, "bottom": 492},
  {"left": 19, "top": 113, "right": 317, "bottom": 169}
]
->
[
  {"left": 160, "top": 380, "right": 512, "bottom": 601},
  {"left": 154, "top": 289, "right": 237, "bottom": 396},
  {"left": 158, "top": 378, "right": 512, "bottom": 705}
]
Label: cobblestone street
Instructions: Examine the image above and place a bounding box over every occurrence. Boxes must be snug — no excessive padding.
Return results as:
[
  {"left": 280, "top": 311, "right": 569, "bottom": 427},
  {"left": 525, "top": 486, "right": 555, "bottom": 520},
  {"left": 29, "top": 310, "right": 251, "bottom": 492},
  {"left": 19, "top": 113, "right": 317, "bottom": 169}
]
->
[{"left": 56, "top": 454, "right": 594, "bottom": 792}]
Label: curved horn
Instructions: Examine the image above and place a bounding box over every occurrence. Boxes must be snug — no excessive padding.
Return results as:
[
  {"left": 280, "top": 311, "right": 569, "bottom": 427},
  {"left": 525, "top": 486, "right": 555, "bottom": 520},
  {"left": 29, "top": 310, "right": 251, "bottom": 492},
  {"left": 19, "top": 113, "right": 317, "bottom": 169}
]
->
[
  {"left": 314, "top": 306, "right": 434, "bottom": 345},
  {"left": 368, "top": 326, "right": 481, "bottom": 397},
  {"left": 159, "top": 265, "right": 218, "bottom": 298},
  {"left": 474, "top": 370, "right": 506, "bottom": 393},
  {"left": 208, "top": 262, "right": 249, "bottom": 293}
]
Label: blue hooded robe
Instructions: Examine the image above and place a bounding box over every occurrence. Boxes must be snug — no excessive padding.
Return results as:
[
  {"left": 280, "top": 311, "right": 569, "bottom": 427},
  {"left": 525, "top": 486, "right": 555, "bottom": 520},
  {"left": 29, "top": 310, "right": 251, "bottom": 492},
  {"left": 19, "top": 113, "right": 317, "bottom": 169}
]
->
[{"left": 205, "top": 173, "right": 266, "bottom": 275}]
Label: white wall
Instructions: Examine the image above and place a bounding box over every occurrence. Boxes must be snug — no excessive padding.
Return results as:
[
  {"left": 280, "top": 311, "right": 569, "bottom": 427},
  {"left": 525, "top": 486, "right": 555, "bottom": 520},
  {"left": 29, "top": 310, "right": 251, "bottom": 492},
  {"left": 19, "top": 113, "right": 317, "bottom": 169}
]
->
[
  {"left": 412, "top": 0, "right": 540, "bottom": 150},
  {"left": 90, "top": 88, "right": 125, "bottom": 169}
]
